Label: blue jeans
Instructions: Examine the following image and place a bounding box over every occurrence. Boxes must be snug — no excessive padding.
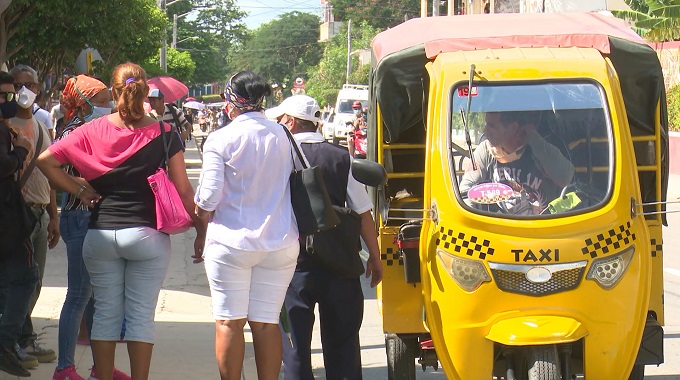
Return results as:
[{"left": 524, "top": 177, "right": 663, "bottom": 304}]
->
[
  {"left": 83, "top": 227, "right": 170, "bottom": 343},
  {"left": 57, "top": 209, "right": 92, "bottom": 369}
]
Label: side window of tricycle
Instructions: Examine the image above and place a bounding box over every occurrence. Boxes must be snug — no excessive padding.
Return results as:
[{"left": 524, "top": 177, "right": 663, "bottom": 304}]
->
[{"left": 450, "top": 82, "right": 612, "bottom": 218}]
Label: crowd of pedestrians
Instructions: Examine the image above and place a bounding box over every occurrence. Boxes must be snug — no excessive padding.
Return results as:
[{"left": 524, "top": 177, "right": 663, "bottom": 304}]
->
[{"left": 0, "top": 64, "right": 382, "bottom": 380}]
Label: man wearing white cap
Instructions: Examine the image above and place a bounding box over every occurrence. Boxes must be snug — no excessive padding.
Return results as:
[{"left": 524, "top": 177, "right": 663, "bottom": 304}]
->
[
  {"left": 147, "top": 88, "right": 192, "bottom": 144},
  {"left": 267, "top": 95, "right": 383, "bottom": 380}
]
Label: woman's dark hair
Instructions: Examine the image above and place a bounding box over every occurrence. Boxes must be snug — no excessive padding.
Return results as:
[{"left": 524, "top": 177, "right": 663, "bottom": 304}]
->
[{"left": 229, "top": 71, "right": 272, "bottom": 111}]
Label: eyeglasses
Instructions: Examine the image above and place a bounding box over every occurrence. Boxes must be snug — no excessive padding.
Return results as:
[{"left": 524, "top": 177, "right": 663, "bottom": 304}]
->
[
  {"left": 0, "top": 92, "right": 17, "bottom": 102},
  {"left": 13, "top": 82, "right": 37, "bottom": 91}
]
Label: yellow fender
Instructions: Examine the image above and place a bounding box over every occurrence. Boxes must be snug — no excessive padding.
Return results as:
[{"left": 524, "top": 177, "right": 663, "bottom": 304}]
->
[{"left": 486, "top": 315, "right": 588, "bottom": 346}]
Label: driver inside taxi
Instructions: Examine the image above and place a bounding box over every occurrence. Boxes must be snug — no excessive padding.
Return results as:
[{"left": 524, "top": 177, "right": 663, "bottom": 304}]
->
[{"left": 459, "top": 111, "right": 575, "bottom": 214}]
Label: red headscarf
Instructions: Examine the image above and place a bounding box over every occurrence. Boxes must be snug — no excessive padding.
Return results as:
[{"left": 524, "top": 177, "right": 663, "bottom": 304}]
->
[{"left": 61, "top": 75, "right": 107, "bottom": 123}]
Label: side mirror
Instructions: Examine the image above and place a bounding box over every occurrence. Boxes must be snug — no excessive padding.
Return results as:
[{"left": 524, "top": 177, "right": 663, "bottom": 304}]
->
[{"left": 352, "top": 159, "right": 387, "bottom": 188}]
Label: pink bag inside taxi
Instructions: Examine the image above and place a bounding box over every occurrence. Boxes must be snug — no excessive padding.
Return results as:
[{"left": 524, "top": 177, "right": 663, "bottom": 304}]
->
[{"left": 148, "top": 122, "right": 193, "bottom": 234}]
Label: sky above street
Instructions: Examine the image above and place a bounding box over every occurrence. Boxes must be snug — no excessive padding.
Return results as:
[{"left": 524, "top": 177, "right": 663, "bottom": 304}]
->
[{"left": 239, "top": 0, "right": 322, "bottom": 29}]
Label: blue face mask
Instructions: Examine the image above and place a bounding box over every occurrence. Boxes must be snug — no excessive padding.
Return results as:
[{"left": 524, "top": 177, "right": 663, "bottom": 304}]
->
[
  {"left": 83, "top": 105, "right": 112, "bottom": 122},
  {"left": 353, "top": 109, "right": 361, "bottom": 115}
]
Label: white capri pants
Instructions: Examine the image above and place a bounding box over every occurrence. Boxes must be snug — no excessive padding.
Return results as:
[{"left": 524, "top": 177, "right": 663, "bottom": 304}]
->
[{"left": 203, "top": 240, "right": 299, "bottom": 323}]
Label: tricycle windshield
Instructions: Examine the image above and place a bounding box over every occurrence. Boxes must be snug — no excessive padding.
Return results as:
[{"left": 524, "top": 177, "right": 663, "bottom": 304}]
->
[{"left": 451, "top": 82, "right": 612, "bottom": 218}]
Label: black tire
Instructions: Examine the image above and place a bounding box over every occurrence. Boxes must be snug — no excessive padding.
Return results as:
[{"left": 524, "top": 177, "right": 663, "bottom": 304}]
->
[
  {"left": 527, "top": 345, "right": 561, "bottom": 380},
  {"left": 386, "top": 334, "right": 416, "bottom": 380},
  {"left": 628, "top": 364, "right": 645, "bottom": 380}
]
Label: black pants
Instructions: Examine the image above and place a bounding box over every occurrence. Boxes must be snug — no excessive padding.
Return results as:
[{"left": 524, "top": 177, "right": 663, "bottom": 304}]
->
[
  {"left": 284, "top": 265, "right": 364, "bottom": 380},
  {"left": 0, "top": 239, "right": 38, "bottom": 350}
]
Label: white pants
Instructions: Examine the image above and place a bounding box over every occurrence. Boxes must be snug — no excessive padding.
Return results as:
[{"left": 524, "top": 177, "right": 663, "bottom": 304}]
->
[{"left": 203, "top": 241, "right": 299, "bottom": 323}]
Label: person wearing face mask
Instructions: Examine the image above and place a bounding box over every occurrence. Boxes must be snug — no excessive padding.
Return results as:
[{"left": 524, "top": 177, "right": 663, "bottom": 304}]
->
[
  {"left": 49, "top": 75, "right": 131, "bottom": 380},
  {"left": 38, "top": 62, "right": 206, "bottom": 380},
  {"left": 347, "top": 101, "right": 366, "bottom": 158},
  {"left": 459, "top": 111, "right": 575, "bottom": 214},
  {"left": 0, "top": 70, "right": 39, "bottom": 378},
  {"left": 195, "top": 71, "right": 298, "bottom": 380},
  {"left": 5, "top": 63, "right": 59, "bottom": 366}
]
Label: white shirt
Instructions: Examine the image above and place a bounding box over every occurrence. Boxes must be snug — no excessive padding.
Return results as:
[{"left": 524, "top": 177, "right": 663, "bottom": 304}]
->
[
  {"left": 32, "top": 104, "right": 53, "bottom": 131},
  {"left": 294, "top": 132, "right": 373, "bottom": 214},
  {"left": 195, "top": 112, "right": 299, "bottom": 251},
  {"left": 50, "top": 104, "right": 63, "bottom": 123}
]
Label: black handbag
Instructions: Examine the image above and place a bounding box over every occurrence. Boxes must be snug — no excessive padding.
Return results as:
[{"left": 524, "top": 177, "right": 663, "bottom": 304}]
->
[
  {"left": 283, "top": 125, "right": 340, "bottom": 235},
  {"left": 305, "top": 205, "right": 365, "bottom": 279}
]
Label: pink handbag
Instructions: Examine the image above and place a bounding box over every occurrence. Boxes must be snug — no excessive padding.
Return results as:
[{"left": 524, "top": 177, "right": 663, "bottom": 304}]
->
[{"left": 147, "top": 122, "right": 193, "bottom": 234}]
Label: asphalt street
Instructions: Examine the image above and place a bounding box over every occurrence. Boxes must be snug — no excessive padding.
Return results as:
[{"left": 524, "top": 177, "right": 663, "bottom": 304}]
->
[{"left": 1, "top": 126, "right": 680, "bottom": 379}]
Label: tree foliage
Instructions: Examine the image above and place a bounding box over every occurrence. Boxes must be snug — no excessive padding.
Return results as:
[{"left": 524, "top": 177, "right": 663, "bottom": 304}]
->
[
  {"left": 7, "top": 0, "right": 165, "bottom": 89},
  {"left": 229, "top": 11, "right": 323, "bottom": 89},
  {"left": 329, "top": 0, "right": 419, "bottom": 29},
  {"left": 306, "top": 22, "right": 378, "bottom": 107},
  {"left": 142, "top": 48, "right": 196, "bottom": 82},
  {"left": 168, "top": 0, "right": 247, "bottom": 84},
  {"left": 612, "top": 0, "right": 680, "bottom": 42}
]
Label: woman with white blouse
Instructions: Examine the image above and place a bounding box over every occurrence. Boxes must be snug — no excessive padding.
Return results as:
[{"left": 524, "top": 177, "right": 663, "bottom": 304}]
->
[{"left": 194, "top": 71, "right": 299, "bottom": 380}]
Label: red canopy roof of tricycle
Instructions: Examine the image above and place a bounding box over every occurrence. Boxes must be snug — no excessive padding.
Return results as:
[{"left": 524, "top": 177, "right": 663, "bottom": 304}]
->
[{"left": 371, "top": 12, "right": 645, "bottom": 63}]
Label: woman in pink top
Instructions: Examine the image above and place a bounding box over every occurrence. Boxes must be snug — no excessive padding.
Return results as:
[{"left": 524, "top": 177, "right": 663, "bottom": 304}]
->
[{"left": 37, "top": 63, "right": 206, "bottom": 380}]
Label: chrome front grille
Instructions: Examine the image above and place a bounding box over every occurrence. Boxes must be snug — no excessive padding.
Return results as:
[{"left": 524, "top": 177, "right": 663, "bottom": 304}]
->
[{"left": 488, "top": 261, "right": 587, "bottom": 296}]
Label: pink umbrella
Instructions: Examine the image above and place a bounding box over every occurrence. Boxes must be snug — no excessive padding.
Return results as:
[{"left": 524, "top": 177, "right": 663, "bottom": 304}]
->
[
  {"left": 147, "top": 76, "right": 188, "bottom": 103},
  {"left": 185, "top": 96, "right": 196, "bottom": 102}
]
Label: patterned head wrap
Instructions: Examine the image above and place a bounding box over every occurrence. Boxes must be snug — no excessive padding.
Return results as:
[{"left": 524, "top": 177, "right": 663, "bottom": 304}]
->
[
  {"left": 61, "top": 75, "right": 107, "bottom": 123},
  {"left": 224, "top": 73, "right": 265, "bottom": 112}
]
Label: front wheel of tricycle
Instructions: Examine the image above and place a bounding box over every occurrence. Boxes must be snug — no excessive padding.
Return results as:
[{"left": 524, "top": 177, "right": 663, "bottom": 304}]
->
[
  {"left": 628, "top": 364, "right": 645, "bottom": 380},
  {"left": 527, "top": 345, "right": 561, "bottom": 380},
  {"left": 386, "top": 334, "right": 417, "bottom": 380}
]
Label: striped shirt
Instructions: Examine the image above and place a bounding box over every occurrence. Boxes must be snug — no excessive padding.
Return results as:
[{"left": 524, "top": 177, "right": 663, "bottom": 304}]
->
[
  {"left": 150, "top": 104, "right": 191, "bottom": 133},
  {"left": 56, "top": 116, "right": 88, "bottom": 211}
]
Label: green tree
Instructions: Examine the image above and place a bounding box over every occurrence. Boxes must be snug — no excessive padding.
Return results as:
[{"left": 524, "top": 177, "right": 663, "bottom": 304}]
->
[
  {"left": 168, "top": 0, "right": 246, "bottom": 85},
  {"left": 306, "top": 22, "right": 378, "bottom": 107},
  {"left": 330, "top": 0, "right": 419, "bottom": 29},
  {"left": 230, "top": 11, "right": 323, "bottom": 89},
  {"left": 142, "top": 48, "right": 196, "bottom": 82},
  {"left": 8, "top": 0, "right": 165, "bottom": 88},
  {"left": 612, "top": 0, "right": 680, "bottom": 42},
  {"left": 0, "top": 0, "right": 37, "bottom": 65}
]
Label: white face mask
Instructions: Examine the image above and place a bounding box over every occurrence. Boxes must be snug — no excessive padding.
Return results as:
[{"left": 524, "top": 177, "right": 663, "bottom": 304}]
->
[
  {"left": 486, "top": 139, "right": 525, "bottom": 164},
  {"left": 17, "top": 86, "right": 36, "bottom": 109},
  {"left": 83, "top": 106, "right": 112, "bottom": 122}
]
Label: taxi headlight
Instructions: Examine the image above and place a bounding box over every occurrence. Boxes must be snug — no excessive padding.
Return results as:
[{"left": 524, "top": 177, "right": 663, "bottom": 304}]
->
[
  {"left": 436, "top": 248, "right": 491, "bottom": 292},
  {"left": 586, "top": 245, "right": 635, "bottom": 289}
]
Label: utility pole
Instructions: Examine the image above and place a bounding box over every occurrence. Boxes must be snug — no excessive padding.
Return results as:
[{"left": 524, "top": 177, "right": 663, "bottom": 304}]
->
[
  {"left": 345, "top": 19, "right": 351, "bottom": 84},
  {"left": 448, "top": 0, "right": 454, "bottom": 15},
  {"left": 173, "top": 13, "right": 178, "bottom": 49},
  {"left": 158, "top": 0, "right": 167, "bottom": 72},
  {"left": 421, "top": 0, "right": 427, "bottom": 17}
]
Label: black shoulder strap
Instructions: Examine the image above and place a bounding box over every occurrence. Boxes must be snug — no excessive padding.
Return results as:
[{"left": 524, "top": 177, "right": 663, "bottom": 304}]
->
[
  {"left": 281, "top": 124, "right": 307, "bottom": 169},
  {"left": 168, "top": 104, "right": 182, "bottom": 129},
  {"left": 158, "top": 121, "right": 172, "bottom": 169}
]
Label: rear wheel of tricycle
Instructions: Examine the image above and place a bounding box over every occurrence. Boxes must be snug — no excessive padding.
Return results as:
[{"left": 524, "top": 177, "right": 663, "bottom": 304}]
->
[
  {"left": 628, "top": 364, "right": 645, "bottom": 380},
  {"left": 527, "top": 345, "right": 561, "bottom": 380},
  {"left": 386, "top": 334, "right": 417, "bottom": 380}
]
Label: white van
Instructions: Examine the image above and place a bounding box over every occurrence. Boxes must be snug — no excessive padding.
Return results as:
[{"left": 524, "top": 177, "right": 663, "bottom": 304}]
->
[{"left": 323, "top": 84, "right": 368, "bottom": 144}]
